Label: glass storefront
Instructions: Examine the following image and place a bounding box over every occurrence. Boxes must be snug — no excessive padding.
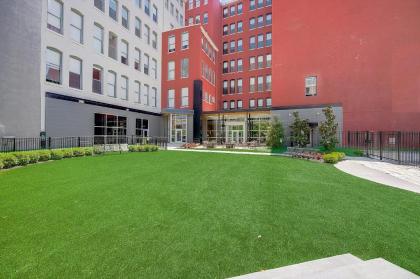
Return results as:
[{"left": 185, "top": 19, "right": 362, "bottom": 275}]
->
[{"left": 170, "top": 114, "right": 188, "bottom": 143}]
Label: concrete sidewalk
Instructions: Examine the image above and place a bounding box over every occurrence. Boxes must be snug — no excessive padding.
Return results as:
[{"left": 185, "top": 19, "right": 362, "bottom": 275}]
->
[{"left": 336, "top": 159, "right": 420, "bottom": 194}]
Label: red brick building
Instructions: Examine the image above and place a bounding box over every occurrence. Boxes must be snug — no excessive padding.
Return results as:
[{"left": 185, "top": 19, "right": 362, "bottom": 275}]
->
[{"left": 162, "top": 0, "right": 420, "bottom": 144}]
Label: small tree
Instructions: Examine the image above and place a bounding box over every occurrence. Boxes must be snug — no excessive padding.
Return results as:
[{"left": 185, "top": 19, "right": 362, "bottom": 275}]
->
[
  {"left": 319, "top": 106, "right": 339, "bottom": 151},
  {"left": 266, "top": 117, "right": 284, "bottom": 148},
  {"left": 290, "top": 112, "right": 310, "bottom": 147}
]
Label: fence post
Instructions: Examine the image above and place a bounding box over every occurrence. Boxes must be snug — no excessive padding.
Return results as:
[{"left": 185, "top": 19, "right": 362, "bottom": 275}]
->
[
  {"left": 78, "top": 137, "right": 81, "bottom": 147},
  {"left": 379, "top": 131, "right": 383, "bottom": 161},
  {"left": 397, "top": 131, "right": 401, "bottom": 164},
  {"left": 13, "top": 138, "right": 16, "bottom": 152},
  {"left": 48, "top": 137, "right": 52, "bottom": 149},
  {"left": 365, "top": 131, "right": 370, "bottom": 157}
]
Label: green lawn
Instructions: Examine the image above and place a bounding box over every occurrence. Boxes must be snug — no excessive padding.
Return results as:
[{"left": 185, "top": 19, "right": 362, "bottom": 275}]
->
[{"left": 1, "top": 151, "right": 419, "bottom": 278}]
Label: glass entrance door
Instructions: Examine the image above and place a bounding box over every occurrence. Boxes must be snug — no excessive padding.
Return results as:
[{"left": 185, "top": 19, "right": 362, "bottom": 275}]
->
[
  {"left": 175, "top": 129, "right": 184, "bottom": 143},
  {"left": 226, "top": 124, "right": 245, "bottom": 143}
]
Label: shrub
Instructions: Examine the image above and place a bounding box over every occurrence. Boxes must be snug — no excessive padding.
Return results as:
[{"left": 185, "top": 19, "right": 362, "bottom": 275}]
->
[
  {"left": 128, "top": 145, "right": 138, "bottom": 152},
  {"left": 290, "top": 111, "right": 310, "bottom": 147},
  {"left": 38, "top": 150, "right": 51, "bottom": 162},
  {"left": 353, "top": 149, "right": 364, "bottom": 157},
  {"left": 323, "top": 152, "right": 346, "bottom": 164},
  {"left": 83, "top": 147, "right": 94, "bottom": 156},
  {"left": 62, "top": 149, "right": 74, "bottom": 158},
  {"left": 267, "top": 117, "right": 285, "bottom": 148},
  {"left": 13, "top": 153, "right": 31, "bottom": 166},
  {"left": 0, "top": 154, "right": 19, "bottom": 168},
  {"left": 0, "top": 159, "right": 3, "bottom": 170},
  {"left": 50, "top": 149, "right": 64, "bottom": 160},
  {"left": 93, "top": 146, "right": 105, "bottom": 155},
  {"left": 72, "top": 148, "right": 85, "bottom": 157},
  {"left": 319, "top": 106, "right": 339, "bottom": 152},
  {"left": 128, "top": 145, "right": 158, "bottom": 152},
  {"left": 26, "top": 151, "right": 40, "bottom": 163}
]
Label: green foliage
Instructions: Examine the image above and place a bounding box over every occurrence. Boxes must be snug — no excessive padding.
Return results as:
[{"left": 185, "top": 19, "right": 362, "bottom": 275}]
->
[
  {"left": 38, "top": 150, "right": 51, "bottom": 162},
  {"left": 0, "top": 154, "right": 19, "bottom": 168},
  {"left": 12, "top": 153, "right": 31, "bottom": 166},
  {"left": 93, "top": 147, "right": 105, "bottom": 155},
  {"left": 26, "top": 151, "right": 40, "bottom": 163},
  {"left": 323, "top": 152, "right": 346, "bottom": 164},
  {"left": 62, "top": 149, "right": 74, "bottom": 158},
  {"left": 82, "top": 147, "right": 94, "bottom": 156},
  {"left": 72, "top": 148, "right": 85, "bottom": 157},
  {"left": 128, "top": 145, "right": 159, "bottom": 152},
  {"left": 0, "top": 159, "right": 3, "bottom": 170},
  {"left": 50, "top": 150, "right": 64, "bottom": 160},
  {"left": 319, "top": 106, "right": 339, "bottom": 151},
  {"left": 290, "top": 111, "right": 310, "bottom": 147},
  {"left": 266, "top": 117, "right": 285, "bottom": 148},
  {"left": 353, "top": 149, "right": 364, "bottom": 157}
]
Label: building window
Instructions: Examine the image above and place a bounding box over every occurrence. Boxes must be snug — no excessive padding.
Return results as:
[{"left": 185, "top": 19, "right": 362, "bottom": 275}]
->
[
  {"left": 152, "top": 58, "right": 157, "bottom": 79},
  {"left": 168, "top": 35, "right": 176, "bottom": 52},
  {"left": 120, "top": 76, "right": 128, "bottom": 100},
  {"left": 196, "top": 0, "right": 201, "bottom": 8},
  {"left": 70, "top": 10, "right": 83, "bottom": 43},
  {"left": 94, "top": 0, "right": 105, "bottom": 11},
  {"left": 135, "top": 0, "right": 142, "bottom": 8},
  {"left": 223, "top": 42, "right": 229, "bottom": 54},
  {"left": 249, "top": 18, "right": 256, "bottom": 29},
  {"left": 257, "top": 76, "right": 264, "bottom": 91},
  {"left": 203, "top": 13, "right": 208, "bottom": 24},
  {"left": 250, "top": 0, "right": 256, "bottom": 10},
  {"left": 238, "top": 3, "right": 243, "bottom": 14},
  {"left": 230, "top": 100, "right": 235, "bottom": 109},
  {"left": 168, "top": 61, "right": 175, "bottom": 80},
  {"left": 143, "top": 54, "right": 149, "bottom": 75},
  {"left": 136, "top": 119, "right": 149, "bottom": 137},
  {"left": 144, "top": 0, "right": 150, "bottom": 15},
  {"left": 230, "top": 41, "right": 235, "bottom": 53},
  {"left": 237, "top": 21, "right": 243, "bottom": 32},
  {"left": 135, "top": 17, "right": 142, "bottom": 38},
  {"left": 93, "top": 23, "right": 104, "bottom": 54},
  {"left": 249, "top": 36, "right": 256, "bottom": 49},
  {"left": 257, "top": 15, "right": 264, "bottom": 28},
  {"left": 94, "top": 114, "right": 127, "bottom": 144},
  {"left": 230, "top": 5, "right": 236, "bottom": 16},
  {"left": 266, "top": 13, "right": 272, "bottom": 25},
  {"left": 230, "top": 60, "right": 236, "bottom": 72},
  {"left": 134, "top": 48, "right": 141, "bottom": 71},
  {"left": 237, "top": 100, "right": 243, "bottom": 109},
  {"left": 47, "top": 0, "right": 63, "bottom": 34},
  {"left": 143, "top": 84, "right": 150, "bottom": 105},
  {"left": 122, "top": 6, "right": 129, "bottom": 28},
  {"left": 181, "top": 87, "right": 189, "bottom": 107},
  {"left": 249, "top": 99, "right": 255, "bottom": 108},
  {"left": 144, "top": 25, "right": 150, "bottom": 44},
  {"left": 266, "top": 54, "right": 272, "bottom": 67},
  {"left": 257, "top": 34, "right": 264, "bottom": 48},
  {"left": 108, "top": 32, "right": 118, "bottom": 60},
  {"left": 121, "top": 40, "right": 128, "bottom": 65},
  {"left": 266, "top": 75, "right": 272, "bottom": 91},
  {"left": 230, "top": 80, "right": 235, "bottom": 94},
  {"left": 249, "top": 77, "right": 256, "bottom": 93},
  {"left": 223, "top": 101, "right": 228, "bottom": 110},
  {"left": 109, "top": 0, "right": 118, "bottom": 21},
  {"left": 134, "top": 81, "right": 141, "bottom": 103},
  {"left": 250, "top": 56, "right": 256, "bottom": 70},
  {"left": 151, "top": 87, "right": 157, "bottom": 107},
  {"left": 305, "top": 76, "right": 317, "bottom": 96},
  {"left": 69, "top": 56, "right": 82, "bottom": 89},
  {"left": 107, "top": 71, "right": 116, "bottom": 97},
  {"left": 181, "top": 58, "right": 189, "bottom": 78},
  {"left": 181, "top": 32, "right": 189, "bottom": 49},
  {"left": 223, "top": 25, "right": 228, "bottom": 36},
  {"left": 46, "top": 48, "right": 62, "bottom": 84},
  {"left": 195, "top": 15, "right": 200, "bottom": 24},
  {"left": 258, "top": 98, "right": 264, "bottom": 107},
  {"left": 266, "top": 98, "right": 272, "bottom": 107},
  {"left": 266, "top": 32, "right": 272, "bottom": 47},
  {"left": 223, "top": 80, "right": 228, "bottom": 94},
  {"left": 168, "top": 89, "right": 175, "bottom": 108},
  {"left": 237, "top": 79, "right": 243, "bottom": 93},
  {"left": 266, "top": 0, "right": 272, "bottom": 5},
  {"left": 237, "top": 39, "right": 243, "bottom": 51},
  {"left": 92, "top": 66, "right": 103, "bottom": 94},
  {"left": 152, "top": 31, "right": 158, "bottom": 49},
  {"left": 257, "top": 0, "right": 264, "bottom": 8},
  {"left": 223, "top": 7, "right": 228, "bottom": 18},
  {"left": 237, "top": 59, "right": 243, "bottom": 71},
  {"left": 152, "top": 5, "right": 158, "bottom": 23}
]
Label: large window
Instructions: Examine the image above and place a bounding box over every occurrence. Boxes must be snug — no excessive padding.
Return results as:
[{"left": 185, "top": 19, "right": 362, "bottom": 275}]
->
[
  {"left": 152, "top": 32, "right": 158, "bottom": 49},
  {"left": 266, "top": 54, "right": 272, "bottom": 67},
  {"left": 93, "top": 23, "right": 104, "bottom": 54},
  {"left": 257, "top": 76, "right": 264, "bottom": 92},
  {"left": 305, "top": 76, "right": 317, "bottom": 96},
  {"left": 94, "top": 113, "right": 127, "bottom": 144},
  {"left": 108, "top": 32, "right": 118, "bottom": 60},
  {"left": 249, "top": 36, "right": 256, "bottom": 50},
  {"left": 121, "top": 40, "right": 128, "bottom": 65},
  {"left": 152, "top": 5, "right": 158, "bottom": 22},
  {"left": 143, "top": 84, "right": 150, "bottom": 105},
  {"left": 223, "top": 80, "right": 228, "bottom": 95},
  {"left": 70, "top": 10, "right": 83, "bottom": 43},
  {"left": 152, "top": 58, "right": 157, "bottom": 79},
  {"left": 135, "top": 17, "right": 142, "bottom": 38},
  {"left": 69, "top": 56, "right": 82, "bottom": 89},
  {"left": 122, "top": 6, "right": 129, "bottom": 28},
  {"left": 47, "top": 0, "right": 63, "bottom": 34},
  {"left": 134, "top": 48, "right": 141, "bottom": 71},
  {"left": 168, "top": 89, "right": 175, "bottom": 108},
  {"left": 168, "top": 61, "right": 175, "bottom": 80},
  {"left": 134, "top": 81, "right": 141, "bottom": 103},
  {"left": 168, "top": 35, "right": 176, "bottom": 52},
  {"left": 136, "top": 119, "right": 149, "bottom": 137},
  {"left": 181, "top": 32, "right": 189, "bottom": 49},
  {"left": 181, "top": 87, "right": 189, "bottom": 107},
  {"left": 109, "top": 0, "right": 118, "bottom": 21},
  {"left": 143, "top": 54, "right": 150, "bottom": 75},
  {"left": 94, "top": 0, "right": 105, "bottom": 11},
  {"left": 266, "top": 75, "right": 272, "bottom": 91},
  {"left": 249, "top": 117, "right": 270, "bottom": 143},
  {"left": 46, "top": 48, "right": 62, "bottom": 84},
  {"left": 120, "top": 76, "right": 128, "bottom": 100},
  {"left": 257, "top": 34, "right": 264, "bottom": 48},
  {"left": 107, "top": 71, "right": 116, "bottom": 97},
  {"left": 151, "top": 87, "right": 157, "bottom": 107},
  {"left": 144, "top": 25, "right": 150, "bottom": 44},
  {"left": 249, "top": 77, "right": 255, "bottom": 93},
  {"left": 92, "top": 66, "right": 102, "bottom": 94},
  {"left": 181, "top": 58, "right": 189, "bottom": 78},
  {"left": 266, "top": 32, "right": 272, "bottom": 47}
]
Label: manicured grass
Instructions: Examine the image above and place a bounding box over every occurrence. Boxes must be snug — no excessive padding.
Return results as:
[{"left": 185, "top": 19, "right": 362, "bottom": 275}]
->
[{"left": 1, "top": 151, "right": 419, "bottom": 278}]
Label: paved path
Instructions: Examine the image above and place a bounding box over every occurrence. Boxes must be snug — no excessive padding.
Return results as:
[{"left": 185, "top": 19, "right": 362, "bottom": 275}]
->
[{"left": 336, "top": 159, "right": 420, "bottom": 194}]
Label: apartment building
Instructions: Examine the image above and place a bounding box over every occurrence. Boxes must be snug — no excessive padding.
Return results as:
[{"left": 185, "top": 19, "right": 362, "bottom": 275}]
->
[{"left": 0, "top": 0, "right": 184, "bottom": 138}]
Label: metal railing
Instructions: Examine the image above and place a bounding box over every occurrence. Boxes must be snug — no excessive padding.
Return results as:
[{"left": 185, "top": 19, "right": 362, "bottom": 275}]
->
[{"left": 0, "top": 136, "right": 167, "bottom": 153}]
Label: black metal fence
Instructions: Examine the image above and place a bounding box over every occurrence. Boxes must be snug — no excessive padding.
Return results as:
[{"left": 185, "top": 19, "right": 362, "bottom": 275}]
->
[
  {"left": 345, "top": 131, "right": 420, "bottom": 167},
  {"left": 0, "top": 136, "right": 168, "bottom": 153}
]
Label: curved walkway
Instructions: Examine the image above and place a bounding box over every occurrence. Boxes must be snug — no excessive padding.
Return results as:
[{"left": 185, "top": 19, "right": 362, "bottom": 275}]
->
[{"left": 336, "top": 159, "right": 420, "bottom": 194}]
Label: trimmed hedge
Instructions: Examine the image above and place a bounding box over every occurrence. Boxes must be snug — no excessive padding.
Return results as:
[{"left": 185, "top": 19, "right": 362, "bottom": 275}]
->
[
  {"left": 0, "top": 147, "right": 98, "bottom": 170},
  {"left": 323, "top": 152, "right": 346, "bottom": 164},
  {"left": 128, "top": 145, "right": 159, "bottom": 152}
]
